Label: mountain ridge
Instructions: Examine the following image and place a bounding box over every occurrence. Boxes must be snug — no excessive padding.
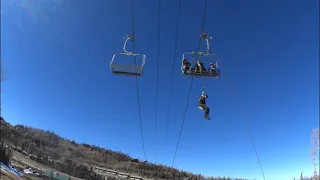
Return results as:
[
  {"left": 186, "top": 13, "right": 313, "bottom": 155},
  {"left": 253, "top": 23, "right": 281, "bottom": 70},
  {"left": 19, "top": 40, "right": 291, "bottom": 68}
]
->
[{"left": 0, "top": 116, "right": 247, "bottom": 180}]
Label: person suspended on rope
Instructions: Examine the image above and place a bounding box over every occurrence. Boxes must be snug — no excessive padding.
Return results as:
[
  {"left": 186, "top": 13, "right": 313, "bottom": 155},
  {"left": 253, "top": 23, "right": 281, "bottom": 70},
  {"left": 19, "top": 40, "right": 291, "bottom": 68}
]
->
[
  {"left": 194, "top": 59, "right": 206, "bottom": 74},
  {"left": 182, "top": 59, "right": 191, "bottom": 74},
  {"left": 198, "top": 93, "right": 210, "bottom": 120}
]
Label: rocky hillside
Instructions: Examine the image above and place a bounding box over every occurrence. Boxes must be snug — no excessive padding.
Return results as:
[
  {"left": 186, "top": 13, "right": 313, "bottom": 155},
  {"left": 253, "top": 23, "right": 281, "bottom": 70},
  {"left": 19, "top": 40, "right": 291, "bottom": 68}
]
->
[{"left": 0, "top": 116, "right": 246, "bottom": 180}]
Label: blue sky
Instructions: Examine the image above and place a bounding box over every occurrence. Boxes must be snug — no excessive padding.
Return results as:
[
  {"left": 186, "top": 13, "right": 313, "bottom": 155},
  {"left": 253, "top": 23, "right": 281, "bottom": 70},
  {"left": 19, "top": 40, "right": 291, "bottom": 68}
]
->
[{"left": 1, "top": 0, "right": 319, "bottom": 179}]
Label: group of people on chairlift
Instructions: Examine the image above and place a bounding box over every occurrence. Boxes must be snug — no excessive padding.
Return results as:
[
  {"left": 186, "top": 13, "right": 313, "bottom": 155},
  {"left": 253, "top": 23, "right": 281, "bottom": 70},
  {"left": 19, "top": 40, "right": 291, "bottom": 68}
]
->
[{"left": 182, "top": 59, "right": 218, "bottom": 75}]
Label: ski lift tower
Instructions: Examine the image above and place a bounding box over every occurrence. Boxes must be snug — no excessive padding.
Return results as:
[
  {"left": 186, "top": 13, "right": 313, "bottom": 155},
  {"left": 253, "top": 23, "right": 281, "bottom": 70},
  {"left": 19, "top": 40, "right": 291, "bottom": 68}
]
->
[{"left": 310, "top": 128, "right": 319, "bottom": 180}]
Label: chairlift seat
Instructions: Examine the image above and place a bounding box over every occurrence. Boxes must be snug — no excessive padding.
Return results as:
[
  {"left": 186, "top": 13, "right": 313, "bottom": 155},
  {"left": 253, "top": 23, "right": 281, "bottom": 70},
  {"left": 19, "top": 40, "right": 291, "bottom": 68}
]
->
[
  {"left": 182, "top": 69, "right": 220, "bottom": 78},
  {"left": 111, "top": 64, "right": 143, "bottom": 76},
  {"left": 181, "top": 49, "right": 220, "bottom": 78},
  {"left": 110, "top": 53, "right": 146, "bottom": 77}
]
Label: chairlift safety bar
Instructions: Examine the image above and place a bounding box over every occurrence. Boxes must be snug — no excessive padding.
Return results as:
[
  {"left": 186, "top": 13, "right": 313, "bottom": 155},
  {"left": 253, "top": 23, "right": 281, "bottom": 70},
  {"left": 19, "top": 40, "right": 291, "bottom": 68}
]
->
[
  {"left": 182, "top": 51, "right": 219, "bottom": 67},
  {"left": 110, "top": 53, "right": 146, "bottom": 68}
]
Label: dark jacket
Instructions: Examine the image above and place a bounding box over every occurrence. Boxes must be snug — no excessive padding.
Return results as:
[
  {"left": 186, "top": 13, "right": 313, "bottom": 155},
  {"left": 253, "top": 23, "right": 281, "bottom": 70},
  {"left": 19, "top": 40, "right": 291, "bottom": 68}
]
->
[
  {"left": 194, "top": 62, "right": 205, "bottom": 70},
  {"left": 183, "top": 60, "right": 191, "bottom": 67},
  {"left": 198, "top": 96, "right": 206, "bottom": 105}
]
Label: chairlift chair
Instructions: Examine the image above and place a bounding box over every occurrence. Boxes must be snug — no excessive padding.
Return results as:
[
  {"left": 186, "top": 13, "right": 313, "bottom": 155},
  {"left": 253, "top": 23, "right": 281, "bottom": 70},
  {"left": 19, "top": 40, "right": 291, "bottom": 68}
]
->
[
  {"left": 110, "top": 34, "right": 146, "bottom": 77},
  {"left": 181, "top": 51, "right": 220, "bottom": 78},
  {"left": 181, "top": 32, "right": 220, "bottom": 78}
]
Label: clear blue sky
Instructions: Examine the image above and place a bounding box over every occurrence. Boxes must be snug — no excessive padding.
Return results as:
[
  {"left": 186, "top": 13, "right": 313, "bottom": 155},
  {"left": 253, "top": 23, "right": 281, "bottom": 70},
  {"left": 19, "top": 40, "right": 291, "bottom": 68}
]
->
[{"left": 1, "top": 0, "right": 319, "bottom": 179}]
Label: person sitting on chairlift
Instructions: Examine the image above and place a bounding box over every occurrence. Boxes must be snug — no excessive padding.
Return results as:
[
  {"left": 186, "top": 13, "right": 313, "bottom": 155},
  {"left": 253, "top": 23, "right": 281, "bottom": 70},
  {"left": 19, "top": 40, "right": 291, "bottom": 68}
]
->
[
  {"left": 182, "top": 59, "right": 191, "bottom": 74},
  {"left": 194, "top": 59, "right": 206, "bottom": 74},
  {"left": 198, "top": 93, "right": 210, "bottom": 120},
  {"left": 209, "top": 63, "right": 216, "bottom": 74}
]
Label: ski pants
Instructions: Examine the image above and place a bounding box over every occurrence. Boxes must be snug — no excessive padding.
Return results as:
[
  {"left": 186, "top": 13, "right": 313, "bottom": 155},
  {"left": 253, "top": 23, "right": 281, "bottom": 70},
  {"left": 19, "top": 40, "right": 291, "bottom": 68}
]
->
[{"left": 198, "top": 103, "right": 210, "bottom": 118}]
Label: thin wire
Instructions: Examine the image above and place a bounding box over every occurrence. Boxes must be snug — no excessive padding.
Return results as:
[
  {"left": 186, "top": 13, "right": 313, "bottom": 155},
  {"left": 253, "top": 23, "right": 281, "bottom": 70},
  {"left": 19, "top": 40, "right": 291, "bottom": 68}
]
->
[
  {"left": 131, "top": 0, "right": 146, "bottom": 161},
  {"left": 224, "top": 75, "right": 266, "bottom": 180},
  {"left": 215, "top": 40, "right": 266, "bottom": 179},
  {"left": 164, "top": 0, "right": 182, "bottom": 143},
  {"left": 171, "top": 0, "right": 208, "bottom": 167},
  {"left": 154, "top": 0, "right": 162, "bottom": 162}
]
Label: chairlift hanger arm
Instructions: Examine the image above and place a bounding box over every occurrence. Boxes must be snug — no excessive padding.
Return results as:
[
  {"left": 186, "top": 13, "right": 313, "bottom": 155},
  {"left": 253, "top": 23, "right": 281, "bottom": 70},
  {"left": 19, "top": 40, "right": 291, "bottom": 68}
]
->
[
  {"left": 200, "top": 32, "right": 212, "bottom": 53},
  {"left": 122, "top": 34, "right": 134, "bottom": 54}
]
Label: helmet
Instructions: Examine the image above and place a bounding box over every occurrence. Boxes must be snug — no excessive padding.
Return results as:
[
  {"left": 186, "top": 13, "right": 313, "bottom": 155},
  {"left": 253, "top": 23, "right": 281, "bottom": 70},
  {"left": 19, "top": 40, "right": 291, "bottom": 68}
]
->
[{"left": 201, "top": 94, "right": 208, "bottom": 98}]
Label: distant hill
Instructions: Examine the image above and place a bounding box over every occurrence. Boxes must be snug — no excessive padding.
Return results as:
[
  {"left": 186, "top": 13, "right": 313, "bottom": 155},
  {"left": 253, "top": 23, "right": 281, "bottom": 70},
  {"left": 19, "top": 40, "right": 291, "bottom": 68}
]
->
[{"left": 0, "top": 116, "right": 246, "bottom": 180}]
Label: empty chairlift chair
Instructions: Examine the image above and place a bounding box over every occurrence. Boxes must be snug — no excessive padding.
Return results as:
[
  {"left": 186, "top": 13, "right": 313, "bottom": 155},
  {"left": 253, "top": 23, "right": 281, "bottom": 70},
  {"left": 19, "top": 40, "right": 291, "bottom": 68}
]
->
[{"left": 110, "top": 34, "right": 146, "bottom": 77}]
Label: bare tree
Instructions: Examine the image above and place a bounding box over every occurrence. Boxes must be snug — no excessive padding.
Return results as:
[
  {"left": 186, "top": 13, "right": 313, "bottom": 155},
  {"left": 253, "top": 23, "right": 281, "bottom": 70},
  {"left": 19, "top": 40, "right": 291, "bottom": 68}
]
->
[{"left": 310, "top": 128, "right": 319, "bottom": 179}]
